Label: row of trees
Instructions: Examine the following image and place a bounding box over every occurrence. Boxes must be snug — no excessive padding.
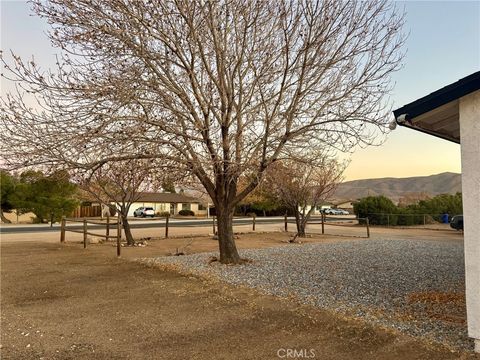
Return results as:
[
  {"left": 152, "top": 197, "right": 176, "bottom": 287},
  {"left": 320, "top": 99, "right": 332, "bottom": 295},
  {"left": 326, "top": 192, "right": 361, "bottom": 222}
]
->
[
  {"left": 1, "top": 160, "right": 170, "bottom": 245},
  {"left": 353, "top": 193, "right": 463, "bottom": 226},
  {"left": 2, "top": 153, "right": 344, "bottom": 243},
  {"left": 0, "top": 0, "right": 405, "bottom": 263},
  {"left": 0, "top": 170, "right": 78, "bottom": 225}
]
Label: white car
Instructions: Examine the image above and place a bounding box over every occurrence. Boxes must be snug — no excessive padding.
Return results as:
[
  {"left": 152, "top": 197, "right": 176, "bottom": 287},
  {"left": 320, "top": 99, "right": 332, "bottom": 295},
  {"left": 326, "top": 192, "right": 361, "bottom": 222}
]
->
[
  {"left": 133, "top": 207, "right": 155, "bottom": 217},
  {"left": 324, "top": 208, "right": 339, "bottom": 215},
  {"left": 324, "top": 208, "right": 349, "bottom": 215}
]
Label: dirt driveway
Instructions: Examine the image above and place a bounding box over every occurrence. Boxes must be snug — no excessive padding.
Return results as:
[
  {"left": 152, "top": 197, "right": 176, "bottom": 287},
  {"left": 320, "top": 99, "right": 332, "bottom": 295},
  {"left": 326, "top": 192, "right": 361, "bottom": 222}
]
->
[{"left": 1, "top": 230, "right": 478, "bottom": 360}]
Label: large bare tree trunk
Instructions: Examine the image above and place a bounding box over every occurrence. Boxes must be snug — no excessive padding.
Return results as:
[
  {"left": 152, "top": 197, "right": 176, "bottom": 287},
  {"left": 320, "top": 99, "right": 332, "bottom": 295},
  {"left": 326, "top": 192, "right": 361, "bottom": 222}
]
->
[
  {"left": 294, "top": 212, "right": 306, "bottom": 238},
  {"left": 121, "top": 215, "right": 135, "bottom": 246},
  {"left": 216, "top": 206, "right": 240, "bottom": 264}
]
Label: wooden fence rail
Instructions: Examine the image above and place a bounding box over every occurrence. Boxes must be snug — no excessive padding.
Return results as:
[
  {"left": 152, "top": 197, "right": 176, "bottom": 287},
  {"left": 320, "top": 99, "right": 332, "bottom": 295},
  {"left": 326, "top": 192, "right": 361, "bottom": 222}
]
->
[
  {"left": 307, "top": 215, "right": 370, "bottom": 238},
  {"left": 60, "top": 214, "right": 370, "bottom": 257},
  {"left": 60, "top": 215, "right": 123, "bottom": 256}
]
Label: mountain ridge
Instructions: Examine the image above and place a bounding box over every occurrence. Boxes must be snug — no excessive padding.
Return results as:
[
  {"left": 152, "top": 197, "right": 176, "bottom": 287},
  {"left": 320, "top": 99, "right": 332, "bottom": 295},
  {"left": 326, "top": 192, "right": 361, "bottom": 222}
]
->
[{"left": 333, "top": 172, "right": 461, "bottom": 203}]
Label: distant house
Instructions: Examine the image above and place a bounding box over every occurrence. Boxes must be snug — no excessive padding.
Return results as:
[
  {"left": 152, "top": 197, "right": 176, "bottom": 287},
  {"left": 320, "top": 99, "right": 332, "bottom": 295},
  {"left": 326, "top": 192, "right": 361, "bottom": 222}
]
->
[
  {"left": 299, "top": 200, "right": 355, "bottom": 215},
  {"left": 125, "top": 192, "right": 207, "bottom": 217},
  {"left": 332, "top": 200, "right": 355, "bottom": 210},
  {"left": 301, "top": 203, "right": 333, "bottom": 215},
  {"left": 73, "top": 192, "right": 207, "bottom": 217}
]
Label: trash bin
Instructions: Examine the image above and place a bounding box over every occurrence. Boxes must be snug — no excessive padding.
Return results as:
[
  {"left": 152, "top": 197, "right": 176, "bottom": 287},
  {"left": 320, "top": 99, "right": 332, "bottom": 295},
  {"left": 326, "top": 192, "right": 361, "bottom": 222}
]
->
[{"left": 442, "top": 213, "right": 449, "bottom": 223}]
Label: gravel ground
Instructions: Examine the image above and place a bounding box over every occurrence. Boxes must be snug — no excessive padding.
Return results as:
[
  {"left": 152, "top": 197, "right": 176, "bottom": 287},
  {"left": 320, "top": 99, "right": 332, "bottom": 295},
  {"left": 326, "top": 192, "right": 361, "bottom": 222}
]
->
[{"left": 139, "top": 239, "right": 471, "bottom": 351}]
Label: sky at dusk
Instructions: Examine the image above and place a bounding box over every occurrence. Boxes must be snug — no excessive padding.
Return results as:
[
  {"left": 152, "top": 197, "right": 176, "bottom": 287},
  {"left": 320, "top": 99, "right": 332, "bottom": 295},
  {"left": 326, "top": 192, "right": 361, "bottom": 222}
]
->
[{"left": 1, "top": 1, "right": 479, "bottom": 181}]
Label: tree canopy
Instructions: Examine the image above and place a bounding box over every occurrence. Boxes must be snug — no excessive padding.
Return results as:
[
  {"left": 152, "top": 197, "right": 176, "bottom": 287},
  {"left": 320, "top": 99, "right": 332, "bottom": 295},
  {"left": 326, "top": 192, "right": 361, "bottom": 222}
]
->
[
  {"left": 0, "top": 171, "right": 16, "bottom": 223},
  {"left": 75, "top": 159, "right": 162, "bottom": 245},
  {"left": 353, "top": 193, "right": 463, "bottom": 226},
  {"left": 1, "top": 170, "right": 79, "bottom": 224},
  {"left": 265, "top": 155, "right": 345, "bottom": 237},
  {"left": 1, "top": 0, "right": 405, "bottom": 263},
  {"left": 353, "top": 195, "right": 397, "bottom": 225}
]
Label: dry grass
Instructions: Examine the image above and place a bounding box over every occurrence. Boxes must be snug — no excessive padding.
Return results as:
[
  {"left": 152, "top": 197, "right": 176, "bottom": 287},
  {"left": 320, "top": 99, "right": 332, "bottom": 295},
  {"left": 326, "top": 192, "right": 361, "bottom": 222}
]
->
[
  {"left": 407, "top": 291, "right": 467, "bottom": 325},
  {"left": 1, "top": 239, "right": 474, "bottom": 359}
]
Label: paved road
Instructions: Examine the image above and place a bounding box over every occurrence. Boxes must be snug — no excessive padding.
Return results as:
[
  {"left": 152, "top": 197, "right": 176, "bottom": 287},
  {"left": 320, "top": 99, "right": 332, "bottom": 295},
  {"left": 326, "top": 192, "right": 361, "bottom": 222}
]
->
[{"left": 0, "top": 216, "right": 355, "bottom": 234}]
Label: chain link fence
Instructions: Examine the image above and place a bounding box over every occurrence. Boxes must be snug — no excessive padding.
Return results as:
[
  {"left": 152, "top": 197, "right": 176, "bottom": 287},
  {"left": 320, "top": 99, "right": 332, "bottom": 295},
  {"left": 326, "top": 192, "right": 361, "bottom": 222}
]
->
[{"left": 361, "top": 212, "right": 454, "bottom": 229}]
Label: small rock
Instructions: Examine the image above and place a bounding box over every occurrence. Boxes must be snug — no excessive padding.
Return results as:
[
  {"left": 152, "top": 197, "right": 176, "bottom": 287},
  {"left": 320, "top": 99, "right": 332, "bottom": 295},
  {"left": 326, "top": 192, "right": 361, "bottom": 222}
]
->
[{"left": 88, "top": 236, "right": 104, "bottom": 244}]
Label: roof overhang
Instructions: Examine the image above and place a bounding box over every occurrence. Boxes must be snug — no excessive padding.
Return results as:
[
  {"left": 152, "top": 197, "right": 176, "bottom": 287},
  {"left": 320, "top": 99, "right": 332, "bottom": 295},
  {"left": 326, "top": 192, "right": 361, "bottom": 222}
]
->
[{"left": 392, "top": 71, "right": 480, "bottom": 144}]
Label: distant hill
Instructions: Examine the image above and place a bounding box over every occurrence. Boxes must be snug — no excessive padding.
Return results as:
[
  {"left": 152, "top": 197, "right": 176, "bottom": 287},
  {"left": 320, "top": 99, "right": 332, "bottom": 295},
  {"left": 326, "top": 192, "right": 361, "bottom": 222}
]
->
[{"left": 332, "top": 172, "right": 461, "bottom": 203}]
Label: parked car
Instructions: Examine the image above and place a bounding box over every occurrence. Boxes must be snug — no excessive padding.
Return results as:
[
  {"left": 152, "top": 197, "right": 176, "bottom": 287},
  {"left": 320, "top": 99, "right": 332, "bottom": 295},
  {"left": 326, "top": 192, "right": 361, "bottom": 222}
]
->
[
  {"left": 324, "top": 208, "right": 343, "bottom": 215},
  {"left": 337, "top": 209, "right": 350, "bottom": 215},
  {"left": 133, "top": 207, "right": 155, "bottom": 218},
  {"left": 450, "top": 215, "right": 463, "bottom": 230}
]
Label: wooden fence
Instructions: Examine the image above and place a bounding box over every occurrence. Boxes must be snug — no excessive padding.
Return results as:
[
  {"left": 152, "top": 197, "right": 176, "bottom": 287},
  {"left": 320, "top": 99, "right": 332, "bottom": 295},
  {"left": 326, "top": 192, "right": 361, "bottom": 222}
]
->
[
  {"left": 70, "top": 205, "right": 102, "bottom": 218},
  {"left": 60, "top": 215, "right": 122, "bottom": 256},
  {"left": 60, "top": 214, "right": 369, "bottom": 257},
  {"left": 296, "top": 214, "right": 370, "bottom": 238}
]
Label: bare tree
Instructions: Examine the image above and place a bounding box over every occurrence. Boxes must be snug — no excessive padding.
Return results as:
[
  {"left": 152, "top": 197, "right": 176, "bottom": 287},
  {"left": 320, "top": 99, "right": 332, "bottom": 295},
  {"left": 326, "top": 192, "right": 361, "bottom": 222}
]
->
[
  {"left": 265, "top": 155, "right": 345, "bottom": 238},
  {"left": 0, "top": 0, "right": 405, "bottom": 263},
  {"left": 74, "top": 159, "right": 161, "bottom": 246}
]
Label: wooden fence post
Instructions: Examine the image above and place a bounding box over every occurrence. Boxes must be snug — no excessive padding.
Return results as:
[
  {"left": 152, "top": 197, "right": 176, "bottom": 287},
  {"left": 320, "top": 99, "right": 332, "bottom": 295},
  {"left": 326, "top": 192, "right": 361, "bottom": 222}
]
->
[
  {"left": 60, "top": 216, "right": 66, "bottom": 243},
  {"left": 83, "top": 218, "right": 87, "bottom": 249},
  {"left": 106, "top": 215, "right": 110, "bottom": 240},
  {"left": 284, "top": 214, "right": 288, "bottom": 232},
  {"left": 252, "top": 214, "right": 256, "bottom": 231},
  {"left": 366, "top": 217, "right": 370, "bottom": 238},
  {"left": 212, "top": 216, "right": 216, "bottom": 235},
  {"left": 321, "top": 213, "right": 325, "bottom": 235},
  {"left": 165, "top": 214, "right": 169, "bottom": 238},
  {"left": 116, "top": 215, "right": 121, "bottom": 257}
]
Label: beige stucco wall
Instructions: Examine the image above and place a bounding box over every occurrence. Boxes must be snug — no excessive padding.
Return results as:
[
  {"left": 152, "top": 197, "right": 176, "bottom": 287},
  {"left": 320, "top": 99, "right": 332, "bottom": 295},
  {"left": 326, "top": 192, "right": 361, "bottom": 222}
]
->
[
  {"left": 189, "top": 203, "right": 207, "bottom": 216},
  {"left": 459, "top": 90, "right": 480, "bottom": 351},
  {"left": 336, "top": 201, "right": 354, "bottom": 209}
]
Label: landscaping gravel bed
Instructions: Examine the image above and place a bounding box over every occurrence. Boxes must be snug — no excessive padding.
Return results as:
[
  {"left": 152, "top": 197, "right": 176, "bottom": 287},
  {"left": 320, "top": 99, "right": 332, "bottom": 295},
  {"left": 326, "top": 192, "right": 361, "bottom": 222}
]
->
[{"left": 140, "top": 239, "right": 471, "bottom": 350}]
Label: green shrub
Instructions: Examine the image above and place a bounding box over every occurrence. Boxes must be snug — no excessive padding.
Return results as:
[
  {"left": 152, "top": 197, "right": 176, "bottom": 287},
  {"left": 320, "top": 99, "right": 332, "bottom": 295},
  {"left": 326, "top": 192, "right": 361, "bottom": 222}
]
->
[
  {"left": 178, "top": 209, "right": 195, "bottom": 216},
  {"left": 353, "top": 196, "right": 397, "bottom": 225},
  {"left": 354, "top": 193, "right": 462, "bottom": 226},
  {"left": 413, "top": 192, "right": 463, "bottom": 221},
  {"left": 32, "top": 216, "right": 45, "bottom": 224},
  {"left": 157, "top": 211, "right": 171, "bottom": 217},
  {"left": 396, "top": 208, "right": 421, "bottom": 226}
]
